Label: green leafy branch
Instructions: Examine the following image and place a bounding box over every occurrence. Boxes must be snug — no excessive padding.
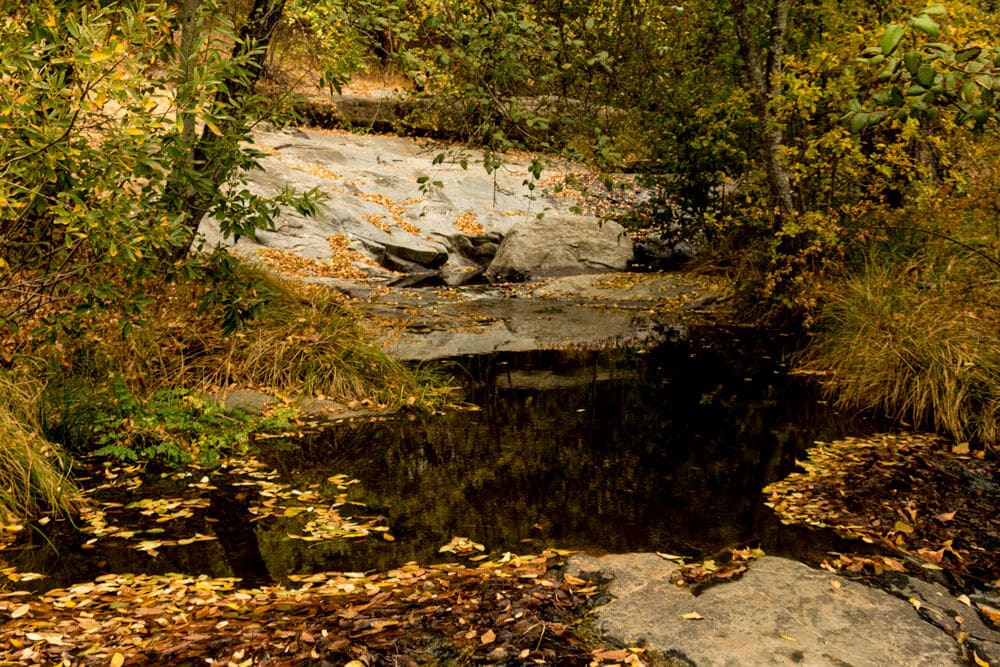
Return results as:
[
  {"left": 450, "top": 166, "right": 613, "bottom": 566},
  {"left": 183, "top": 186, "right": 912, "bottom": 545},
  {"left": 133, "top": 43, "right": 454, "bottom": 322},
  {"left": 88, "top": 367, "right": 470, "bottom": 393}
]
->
[{"left": 849, "top": 4, "right": 1000, "bottom": 132}]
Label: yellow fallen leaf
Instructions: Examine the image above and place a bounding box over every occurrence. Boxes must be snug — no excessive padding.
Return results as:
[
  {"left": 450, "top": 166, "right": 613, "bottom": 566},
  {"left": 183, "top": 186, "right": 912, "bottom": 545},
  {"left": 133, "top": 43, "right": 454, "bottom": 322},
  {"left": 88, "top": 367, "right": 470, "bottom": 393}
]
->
[
  {"left": 10, "top": 603, "right": 30, "bottom": 619},
  {"left": 25, "top": 632, "right": 63, "bottom": 645},
  {"left": 480, "top": 629, "right": 496, "bottom": 644},
  {"left": 681, "top": 612, "right": 704, "bottom": 620},
  {"left": 978, "top": 605, "right": 1000, "bottom": 626},
  {"left": 110, "top": 652, "right": 125, "bottom": 667},
  {"left": 656, "top": 552, "right": 685, "bottom": 562}
]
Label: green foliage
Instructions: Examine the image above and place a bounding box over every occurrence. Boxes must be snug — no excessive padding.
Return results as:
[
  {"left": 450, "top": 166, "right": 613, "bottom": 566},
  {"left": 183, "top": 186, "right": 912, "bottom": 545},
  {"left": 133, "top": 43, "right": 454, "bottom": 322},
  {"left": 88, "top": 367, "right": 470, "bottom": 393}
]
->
[
  {"left": 800, "top": 132, "right": 1000, "bottom": 447},
  {"left": 89, "top": 379, "right": 295, "bottom": 466},
  {"left": 0, "top": 0, "right": 309, "bottom": 336},
  {"left": 851, "top": 5, "right": 1000, "bottom": 132},
  {"left": 282, "top": 0, "right": 419, "bottom": 91},
  {"left": 410, "top": 1, "right": 564, "bottom": 150},
  {"left": 35, "top": 264, "right": 452, "bottom": 466}
]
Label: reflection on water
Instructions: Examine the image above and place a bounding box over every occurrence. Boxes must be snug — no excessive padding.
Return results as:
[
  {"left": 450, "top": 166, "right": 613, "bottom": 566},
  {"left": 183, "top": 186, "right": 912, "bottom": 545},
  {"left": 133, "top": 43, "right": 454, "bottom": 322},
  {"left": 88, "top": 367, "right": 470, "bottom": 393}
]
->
[
  {"left": 10, "top": 326, "right": 873, "bottom": 588},
  {"left": 256, "top": 326, "right": 871, "bottom": 575}
]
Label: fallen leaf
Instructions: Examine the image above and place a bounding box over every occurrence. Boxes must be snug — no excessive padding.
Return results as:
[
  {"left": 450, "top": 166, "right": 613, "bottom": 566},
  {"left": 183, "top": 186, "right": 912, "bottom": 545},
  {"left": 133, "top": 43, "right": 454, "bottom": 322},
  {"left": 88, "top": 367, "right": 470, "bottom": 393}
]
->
[
  {"left": 110, "top": 653, "right": 125, "bottom": 667},
  {"left": 480, "top": 629, "right": 496, "bottom": 645},
  {"left": 593, "top": 648, "right": 629, "bottom": 660},
  {"left": 656, "top": 552, "right": 685, "bottom": 562},
  {"left": 681, "top": 612, "right": 704, "bottom": 620},
  {"left": 893, "top": 521, "right": 914, "bottom": 534},
  {"left": 978, "top": 605, "right": 1000, "bottom": 626},
  {"left": 10, "top": 604, "right": 30, "bottom": 619},
  {"left": 935, "top": 511, "right": 956, "bottom": 522}
]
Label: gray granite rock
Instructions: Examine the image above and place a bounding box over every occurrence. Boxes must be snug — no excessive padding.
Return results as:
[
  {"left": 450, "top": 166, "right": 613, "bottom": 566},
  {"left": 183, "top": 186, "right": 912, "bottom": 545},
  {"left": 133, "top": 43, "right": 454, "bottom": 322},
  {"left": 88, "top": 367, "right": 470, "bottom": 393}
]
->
[
  {"left": 486, "top": 215, "right": 634, "bottom": 281},
  {"left": 198, "top": 127, "right": 596, "bottom": 277},
  {"left": 567, "top": 553, "right": 965, "bottom": 667}
]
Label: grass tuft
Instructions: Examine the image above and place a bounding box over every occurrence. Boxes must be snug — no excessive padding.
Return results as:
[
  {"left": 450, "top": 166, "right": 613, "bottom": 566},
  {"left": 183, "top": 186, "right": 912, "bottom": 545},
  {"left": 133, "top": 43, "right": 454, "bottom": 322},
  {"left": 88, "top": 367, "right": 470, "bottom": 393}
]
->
[
  {"left": 37, "top": 262, "right": 452, "bottom": 461},
  {"left": 800, "top": 254, "right": 1000, "bottom": 448},
  {"left": 51, "top": 264, "right": 446, "bottom": 406},
  {"left": 0, "top": 370, "right": 80, "bottom": 522}
]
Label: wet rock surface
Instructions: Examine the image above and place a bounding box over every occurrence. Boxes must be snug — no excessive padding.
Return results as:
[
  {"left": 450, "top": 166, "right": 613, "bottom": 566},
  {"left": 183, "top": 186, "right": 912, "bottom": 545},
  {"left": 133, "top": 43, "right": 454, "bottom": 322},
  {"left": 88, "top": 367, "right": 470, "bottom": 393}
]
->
[
  {"left": 567, "top": 553, "right": 968, "bottom": 667},
  {"left": 878, "top": 571, "right": 1000, "bottom": 664},
  {"left": 370, "top": 272, "right": 726, "bottom": 361}
]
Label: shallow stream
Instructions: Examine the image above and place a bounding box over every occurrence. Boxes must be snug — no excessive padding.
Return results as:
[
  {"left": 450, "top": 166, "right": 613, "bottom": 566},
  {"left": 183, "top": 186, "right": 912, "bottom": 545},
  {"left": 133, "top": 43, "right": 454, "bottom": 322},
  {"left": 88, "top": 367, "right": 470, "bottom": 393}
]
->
[{"left": 10, "top": 325, "right": 875, "bottom": 590}]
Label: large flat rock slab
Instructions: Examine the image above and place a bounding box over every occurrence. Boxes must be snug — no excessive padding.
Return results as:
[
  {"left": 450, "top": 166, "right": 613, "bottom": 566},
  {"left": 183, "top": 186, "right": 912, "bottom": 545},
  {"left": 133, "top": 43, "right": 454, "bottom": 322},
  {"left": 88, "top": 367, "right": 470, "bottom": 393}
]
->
[
  {"left": 567, "top": 553, "right": 964, "bottom": 667},
  {"left": 198, "top": 127, "right": 595, "bottom": 276}
]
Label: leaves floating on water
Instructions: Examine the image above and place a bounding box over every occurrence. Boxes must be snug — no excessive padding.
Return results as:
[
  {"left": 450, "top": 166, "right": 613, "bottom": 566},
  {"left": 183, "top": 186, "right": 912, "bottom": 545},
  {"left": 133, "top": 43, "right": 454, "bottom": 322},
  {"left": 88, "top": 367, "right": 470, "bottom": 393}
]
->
[
  {"left": 438, "top": 535, "right": 486, "bottom": 555},
  {"left": 10, "top": 457, "right": 388, "bottom": 563}
]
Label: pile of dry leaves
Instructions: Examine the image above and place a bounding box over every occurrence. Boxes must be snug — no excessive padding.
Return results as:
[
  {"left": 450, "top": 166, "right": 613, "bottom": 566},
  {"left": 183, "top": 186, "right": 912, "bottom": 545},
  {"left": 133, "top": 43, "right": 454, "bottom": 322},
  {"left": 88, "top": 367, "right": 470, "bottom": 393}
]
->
[
  {"left": 764, "top": 432, "right": 1000, "bottom": 588},
  {"left": 0, "top": 550, "right": 646, "bottom": 666}
]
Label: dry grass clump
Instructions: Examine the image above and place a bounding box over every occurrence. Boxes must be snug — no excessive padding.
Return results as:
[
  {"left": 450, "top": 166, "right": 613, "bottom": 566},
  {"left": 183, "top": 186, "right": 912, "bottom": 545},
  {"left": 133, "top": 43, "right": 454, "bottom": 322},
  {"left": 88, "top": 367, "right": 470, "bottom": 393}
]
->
[
  {"left": 54, "top": 264, "right": 446, "bottom": 408},
  {"left": 800, "top": 257, "right": 1000, "bottom": 448},
  {"left": 0, "top": 371, "right": 80, "bottom": 522}
]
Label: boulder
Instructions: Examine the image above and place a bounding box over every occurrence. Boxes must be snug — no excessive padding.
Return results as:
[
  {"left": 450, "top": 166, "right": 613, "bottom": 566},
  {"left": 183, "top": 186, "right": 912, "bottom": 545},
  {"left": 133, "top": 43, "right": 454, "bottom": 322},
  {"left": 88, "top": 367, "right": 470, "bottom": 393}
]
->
[
  {"left": 380, "top": 238, "right": 448, "bottom": 267},
  {"left": 485, "top": 214, "right": 633, "bottom": 282},
  {"left": 567, "top": 553, "right": 965, "bottom": 667}
]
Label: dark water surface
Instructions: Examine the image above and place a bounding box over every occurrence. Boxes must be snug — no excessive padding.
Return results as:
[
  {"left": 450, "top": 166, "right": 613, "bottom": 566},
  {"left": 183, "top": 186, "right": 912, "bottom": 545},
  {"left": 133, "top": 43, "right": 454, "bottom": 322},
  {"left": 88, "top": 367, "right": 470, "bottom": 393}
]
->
[{"left": 10, "top": 326, "right": 875, "bottom": 589}]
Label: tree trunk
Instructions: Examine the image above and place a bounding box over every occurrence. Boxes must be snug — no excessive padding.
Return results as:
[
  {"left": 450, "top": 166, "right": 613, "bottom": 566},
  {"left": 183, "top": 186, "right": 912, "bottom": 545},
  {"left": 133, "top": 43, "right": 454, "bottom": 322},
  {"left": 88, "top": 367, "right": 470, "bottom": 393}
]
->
[
  {"left": 165, "top": 0, "right": 286, "bottom": 261},
  {"left": 730, "top": 0, "right": 795, "bottom": 224}
]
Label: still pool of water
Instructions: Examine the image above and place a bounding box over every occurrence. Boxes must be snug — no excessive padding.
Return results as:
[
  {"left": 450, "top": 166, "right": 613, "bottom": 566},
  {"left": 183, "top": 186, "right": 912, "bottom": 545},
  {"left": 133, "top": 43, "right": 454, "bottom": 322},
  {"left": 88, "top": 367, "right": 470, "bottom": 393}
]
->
[{"left": 9, "top": 326, "right": 875, "bottom": 589}]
